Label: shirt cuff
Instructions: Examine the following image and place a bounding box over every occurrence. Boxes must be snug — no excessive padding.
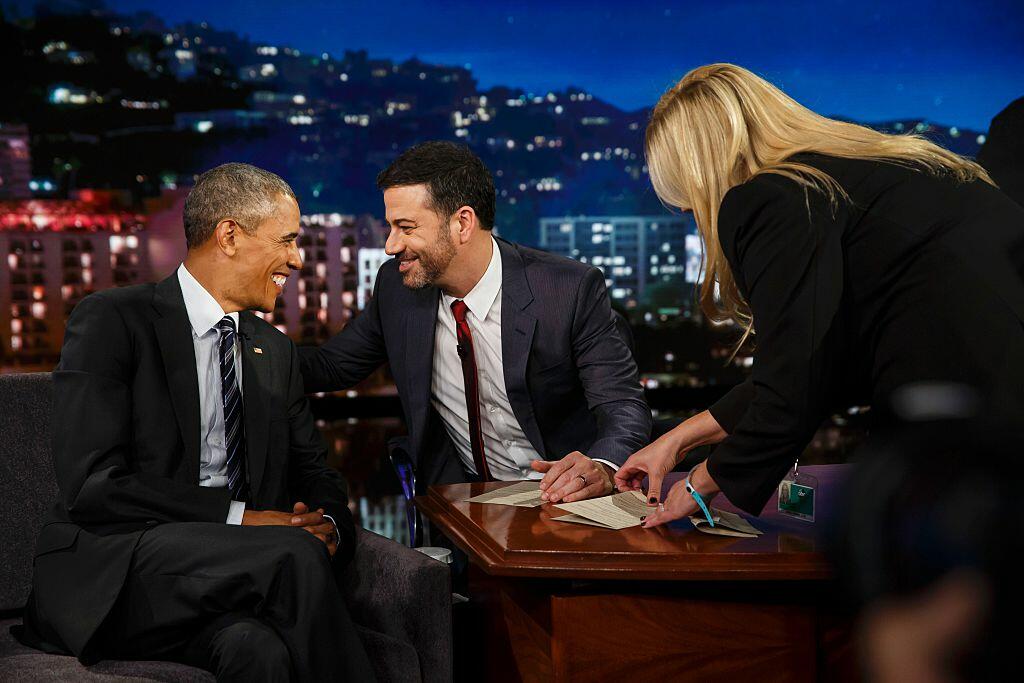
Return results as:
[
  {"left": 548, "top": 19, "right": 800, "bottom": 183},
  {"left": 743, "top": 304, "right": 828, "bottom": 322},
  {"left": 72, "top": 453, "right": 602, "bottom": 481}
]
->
[
  {"left": 593, "top": 458, "right": 620, "bottom": 472},
  {"left": 322, "top": 514, "right": 340, "bottom": 546},
  {"left": 226, "top": 500, "right": 246, "bottom": 525}
]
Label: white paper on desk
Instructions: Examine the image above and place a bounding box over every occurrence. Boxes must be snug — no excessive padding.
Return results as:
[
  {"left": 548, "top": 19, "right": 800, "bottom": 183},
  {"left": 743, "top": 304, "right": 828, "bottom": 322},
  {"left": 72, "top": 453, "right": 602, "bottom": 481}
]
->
[
  {"left": 553, "top": 513, "right": 613, "bottom": 528},
  {"left": 552, "top": 490, "right": 647, "bottom": 530},
  {"left": 464, "top": 481, "right": 546, "bottom": 507},
  {"left": 689, "top": 508, "right": 763, "bottom": 538}
]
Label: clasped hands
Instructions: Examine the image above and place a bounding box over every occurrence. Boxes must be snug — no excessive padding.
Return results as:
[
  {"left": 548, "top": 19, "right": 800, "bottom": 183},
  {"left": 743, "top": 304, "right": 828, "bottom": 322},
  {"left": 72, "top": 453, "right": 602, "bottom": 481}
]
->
[{"left": 241, "top": 502, "right": 338, "bottom": 556}]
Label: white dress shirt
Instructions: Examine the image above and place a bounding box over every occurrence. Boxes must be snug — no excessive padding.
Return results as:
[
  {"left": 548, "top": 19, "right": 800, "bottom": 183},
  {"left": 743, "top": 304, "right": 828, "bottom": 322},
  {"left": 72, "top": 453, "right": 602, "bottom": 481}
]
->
[
  {"left": 431, "top": 238, "right": 617, "bottom": 479},
  {"left": 177, "top": 264, "right": 246, "bottom": 525}
]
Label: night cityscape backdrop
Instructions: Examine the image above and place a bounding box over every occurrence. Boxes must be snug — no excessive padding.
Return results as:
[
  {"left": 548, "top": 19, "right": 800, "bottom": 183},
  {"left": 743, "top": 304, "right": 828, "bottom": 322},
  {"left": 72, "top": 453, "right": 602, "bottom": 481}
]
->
[{"left": 1, "top": 0, "right": 1021, "bottom": 540}]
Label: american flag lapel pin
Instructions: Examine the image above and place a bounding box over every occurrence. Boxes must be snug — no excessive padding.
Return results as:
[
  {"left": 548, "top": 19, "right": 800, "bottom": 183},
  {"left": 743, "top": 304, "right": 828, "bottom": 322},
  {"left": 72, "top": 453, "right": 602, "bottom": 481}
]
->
[{"left": 253, "top": 347, "right": 263, "bottom": 354}]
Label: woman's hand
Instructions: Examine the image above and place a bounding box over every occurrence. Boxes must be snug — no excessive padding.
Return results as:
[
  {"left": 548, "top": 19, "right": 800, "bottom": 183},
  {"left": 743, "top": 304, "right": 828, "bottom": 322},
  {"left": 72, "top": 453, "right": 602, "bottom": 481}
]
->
[
  {"left": 614, "top": 433, "right": 681, "bottom": 506},
  {"left": 639, "top": 460, "right": 721, "bottom": 529},
  {"left": 615, "top": 409, "right": 728, "bottom": 506}
]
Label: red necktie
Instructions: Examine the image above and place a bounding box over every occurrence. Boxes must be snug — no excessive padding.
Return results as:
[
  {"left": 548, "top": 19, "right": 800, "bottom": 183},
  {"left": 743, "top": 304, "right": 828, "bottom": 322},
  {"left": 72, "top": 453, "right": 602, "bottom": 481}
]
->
[{"left": 450, "top": 300, "right": 492, "bottom": 482}]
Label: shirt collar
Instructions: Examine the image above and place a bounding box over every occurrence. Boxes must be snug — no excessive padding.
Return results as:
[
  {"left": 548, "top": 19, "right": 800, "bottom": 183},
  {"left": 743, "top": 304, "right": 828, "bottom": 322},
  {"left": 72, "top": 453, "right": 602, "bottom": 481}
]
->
[
  {"left": 176, "top": 263, "right": 239, "bottom": 338},
  {"left": 442, "top": 236, "right": 502, "bottom": 320}
]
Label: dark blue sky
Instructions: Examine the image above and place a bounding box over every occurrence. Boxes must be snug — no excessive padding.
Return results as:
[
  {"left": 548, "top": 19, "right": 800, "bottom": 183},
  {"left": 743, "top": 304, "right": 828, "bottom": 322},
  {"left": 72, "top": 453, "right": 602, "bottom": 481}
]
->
[{"left": 98, "top": 0, "right": 1024, "bottom": 130}]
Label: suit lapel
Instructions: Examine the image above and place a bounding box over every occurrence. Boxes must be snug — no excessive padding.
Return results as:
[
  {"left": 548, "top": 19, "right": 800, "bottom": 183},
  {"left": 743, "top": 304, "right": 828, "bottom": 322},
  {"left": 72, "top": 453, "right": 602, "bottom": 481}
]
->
[
  {"left": 497, "top": 239, "right": 546, "bottom": 456},
  {"left": 152, "top": 274, "right": 202, "bottom": 484},
  {"left": 405, "top": 287, "right": 440, "bottom": 463},
  {"left": 238, "top": 313, "right": 271, "bottom": 500}
]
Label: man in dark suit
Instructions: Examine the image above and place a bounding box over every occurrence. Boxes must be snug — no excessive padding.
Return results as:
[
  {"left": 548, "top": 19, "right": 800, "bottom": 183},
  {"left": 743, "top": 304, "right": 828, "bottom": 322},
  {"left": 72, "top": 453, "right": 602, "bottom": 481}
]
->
[
  {"left": 16, "top": 163, "right": 374, "bottom": 681},
  {"left": 300, "top": 142, "right": 651, "bottom": 502}
]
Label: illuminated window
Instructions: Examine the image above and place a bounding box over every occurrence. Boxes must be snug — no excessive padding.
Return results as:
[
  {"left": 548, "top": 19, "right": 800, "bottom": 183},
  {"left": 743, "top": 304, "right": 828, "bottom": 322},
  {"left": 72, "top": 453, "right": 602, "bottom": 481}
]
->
[
  {"left": 32, "top": 286, "right": 44, "bottom": 301},
  {"left": 10, "top": 320, "right": 21, "bottom": 334},
  {"left": 32, "top": 302, "right": 46, "bottom": 318},
  {"left": 319, "top": 293, "right": 328, "bottom": 309},
  {"left": 126, "top": 235, "right": 138, "bottom": 249},
  {"left": 110, "top": 235, "right": 124, "bottom": 253},
  {"left": 315, "top": 263, "right": 326, "bottom": 278},
  {"left": 11, "top": 336, "right": 21, "bottom": 351}
]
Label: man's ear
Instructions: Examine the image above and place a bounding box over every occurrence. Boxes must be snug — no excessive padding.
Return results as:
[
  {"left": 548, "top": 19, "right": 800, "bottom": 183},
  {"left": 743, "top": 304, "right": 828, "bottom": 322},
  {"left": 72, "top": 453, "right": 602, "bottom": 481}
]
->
[
  {"left": 213, "top": 219, "right": 241, "bottom": 256},
  {"left": 454, "top": 206, "right": 476, "bottom": 245}
]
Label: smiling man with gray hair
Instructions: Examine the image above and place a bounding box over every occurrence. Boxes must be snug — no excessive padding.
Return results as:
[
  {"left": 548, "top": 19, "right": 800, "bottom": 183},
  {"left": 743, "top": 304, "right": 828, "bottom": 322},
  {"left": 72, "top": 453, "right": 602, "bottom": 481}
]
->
[{"left": 16, "top": 162, "right": 375, "bottom": 681}]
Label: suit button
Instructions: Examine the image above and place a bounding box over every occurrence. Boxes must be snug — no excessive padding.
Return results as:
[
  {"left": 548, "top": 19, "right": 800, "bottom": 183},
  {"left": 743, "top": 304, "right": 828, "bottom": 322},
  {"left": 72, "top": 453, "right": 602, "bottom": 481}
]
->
[{"left": 504, "top": 439, "right": 513, "bottom": 448}]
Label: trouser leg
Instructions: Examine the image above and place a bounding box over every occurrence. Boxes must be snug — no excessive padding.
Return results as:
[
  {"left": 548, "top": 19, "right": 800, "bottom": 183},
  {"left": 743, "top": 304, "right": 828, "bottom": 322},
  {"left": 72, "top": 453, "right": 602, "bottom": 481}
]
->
[
  {"left": 95, "top": 522, "right": 374, "bottom": 682},
  {"left": 180, "top": 612, "right": 291, "bottom": 683}
]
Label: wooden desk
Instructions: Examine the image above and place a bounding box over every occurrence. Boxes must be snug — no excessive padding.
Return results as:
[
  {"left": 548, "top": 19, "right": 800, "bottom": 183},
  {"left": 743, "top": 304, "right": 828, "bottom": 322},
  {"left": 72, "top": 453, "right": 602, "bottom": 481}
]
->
[{"left": 416, "top": 464, "right": 855, "bottom": 682}]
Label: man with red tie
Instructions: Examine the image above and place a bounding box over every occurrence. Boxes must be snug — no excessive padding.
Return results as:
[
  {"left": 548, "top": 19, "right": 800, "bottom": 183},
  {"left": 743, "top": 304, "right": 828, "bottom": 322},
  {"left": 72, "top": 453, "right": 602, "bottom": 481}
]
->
[{"left": 300, "top": 141, "right": 651, "bottom": 503}]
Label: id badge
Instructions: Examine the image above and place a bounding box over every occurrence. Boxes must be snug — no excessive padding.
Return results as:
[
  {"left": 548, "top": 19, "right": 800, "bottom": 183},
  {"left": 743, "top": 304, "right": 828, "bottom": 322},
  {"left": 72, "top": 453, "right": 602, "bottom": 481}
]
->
[{"left": 778, "top": 466, "right": 817, "bottom": 522}]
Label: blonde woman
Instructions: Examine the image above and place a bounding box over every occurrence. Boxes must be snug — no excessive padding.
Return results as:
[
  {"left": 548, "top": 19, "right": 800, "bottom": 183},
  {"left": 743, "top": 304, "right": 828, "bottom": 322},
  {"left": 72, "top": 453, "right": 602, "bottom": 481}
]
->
[{"left": 616, "top": 64, "right": 1024, "bottom": 527}]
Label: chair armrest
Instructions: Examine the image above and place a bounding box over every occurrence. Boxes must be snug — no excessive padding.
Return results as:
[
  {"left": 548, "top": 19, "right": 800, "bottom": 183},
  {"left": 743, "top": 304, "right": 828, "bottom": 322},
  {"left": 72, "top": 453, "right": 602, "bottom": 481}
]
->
[{"left": 343, "top": 527, "right": 452, "bottom": 683}]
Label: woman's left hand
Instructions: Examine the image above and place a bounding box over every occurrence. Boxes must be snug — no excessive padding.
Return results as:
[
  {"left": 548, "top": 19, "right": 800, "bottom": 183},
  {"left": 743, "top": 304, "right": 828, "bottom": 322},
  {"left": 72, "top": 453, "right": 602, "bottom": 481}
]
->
[{"left": 641, "top": 460, "right": 721, "bottom": 529}]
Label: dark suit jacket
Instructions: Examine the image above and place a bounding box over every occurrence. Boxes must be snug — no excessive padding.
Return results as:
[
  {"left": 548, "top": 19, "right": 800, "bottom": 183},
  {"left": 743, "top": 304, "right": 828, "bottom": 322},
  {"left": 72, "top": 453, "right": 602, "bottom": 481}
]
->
[
  {"left": 978, "top": 96, "right": 1024, "bottom": 208},
  {"left": 300, "top": 237, "right": 652, "bottom": 488},
  {"left": 21, "top": 273, "right": 354, "bottom": 662},
  {"left": 707, "top": 153, "right": 1024, "bottom": 514}
]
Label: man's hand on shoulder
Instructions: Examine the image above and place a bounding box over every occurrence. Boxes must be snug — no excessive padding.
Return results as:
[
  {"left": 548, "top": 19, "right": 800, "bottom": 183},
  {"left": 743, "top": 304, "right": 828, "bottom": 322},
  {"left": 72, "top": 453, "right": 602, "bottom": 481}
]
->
[
  {"left": 533, "top": 451, "right": 615, "bottom": 503},
  {"left": 240, "top": 503, "right": 337, "bottom": 556}
]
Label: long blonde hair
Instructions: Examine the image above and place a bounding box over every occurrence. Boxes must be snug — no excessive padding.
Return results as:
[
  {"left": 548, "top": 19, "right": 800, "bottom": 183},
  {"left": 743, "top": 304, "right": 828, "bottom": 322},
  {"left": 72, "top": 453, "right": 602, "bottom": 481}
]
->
[{"left": 645, "top": 63, "right": 994, "bottom": 337}]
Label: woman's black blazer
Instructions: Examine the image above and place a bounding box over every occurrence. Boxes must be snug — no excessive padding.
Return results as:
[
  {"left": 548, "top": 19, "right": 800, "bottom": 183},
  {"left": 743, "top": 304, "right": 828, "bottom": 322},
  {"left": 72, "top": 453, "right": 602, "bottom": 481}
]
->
[{"left": 705, "top": 153, "right": 1024, "bottom": 514}]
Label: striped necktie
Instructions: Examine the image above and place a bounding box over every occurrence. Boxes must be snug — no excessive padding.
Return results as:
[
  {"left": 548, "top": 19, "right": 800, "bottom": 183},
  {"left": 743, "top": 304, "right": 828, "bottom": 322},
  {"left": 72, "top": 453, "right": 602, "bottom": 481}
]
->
[{"left": 217, "top": 316, "right": 249, "bottom": 501}]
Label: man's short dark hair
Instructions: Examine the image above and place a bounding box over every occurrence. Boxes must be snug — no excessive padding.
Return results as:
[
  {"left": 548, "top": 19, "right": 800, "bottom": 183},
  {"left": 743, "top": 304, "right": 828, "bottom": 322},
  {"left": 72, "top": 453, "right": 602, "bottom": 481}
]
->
[
  {"left": 376, "top": 141, "right": 496, "bottom": 229},
  {"left": 183, "top": 163, "right": 297, "bottom": 249}
]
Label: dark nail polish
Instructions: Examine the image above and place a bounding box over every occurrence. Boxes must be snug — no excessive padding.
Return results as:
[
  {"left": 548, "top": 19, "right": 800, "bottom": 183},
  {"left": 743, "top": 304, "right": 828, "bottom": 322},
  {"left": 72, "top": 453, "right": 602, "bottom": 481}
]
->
[{"left": 648, "top": 497, "right": 657, "bottom": 504}]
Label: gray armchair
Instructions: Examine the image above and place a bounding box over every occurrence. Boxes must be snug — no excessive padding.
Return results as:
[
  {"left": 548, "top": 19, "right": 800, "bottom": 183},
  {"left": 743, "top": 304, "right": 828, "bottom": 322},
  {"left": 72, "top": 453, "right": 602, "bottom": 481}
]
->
[{"left": 0, "top": 372, "right": 452, "bottom": 682}]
